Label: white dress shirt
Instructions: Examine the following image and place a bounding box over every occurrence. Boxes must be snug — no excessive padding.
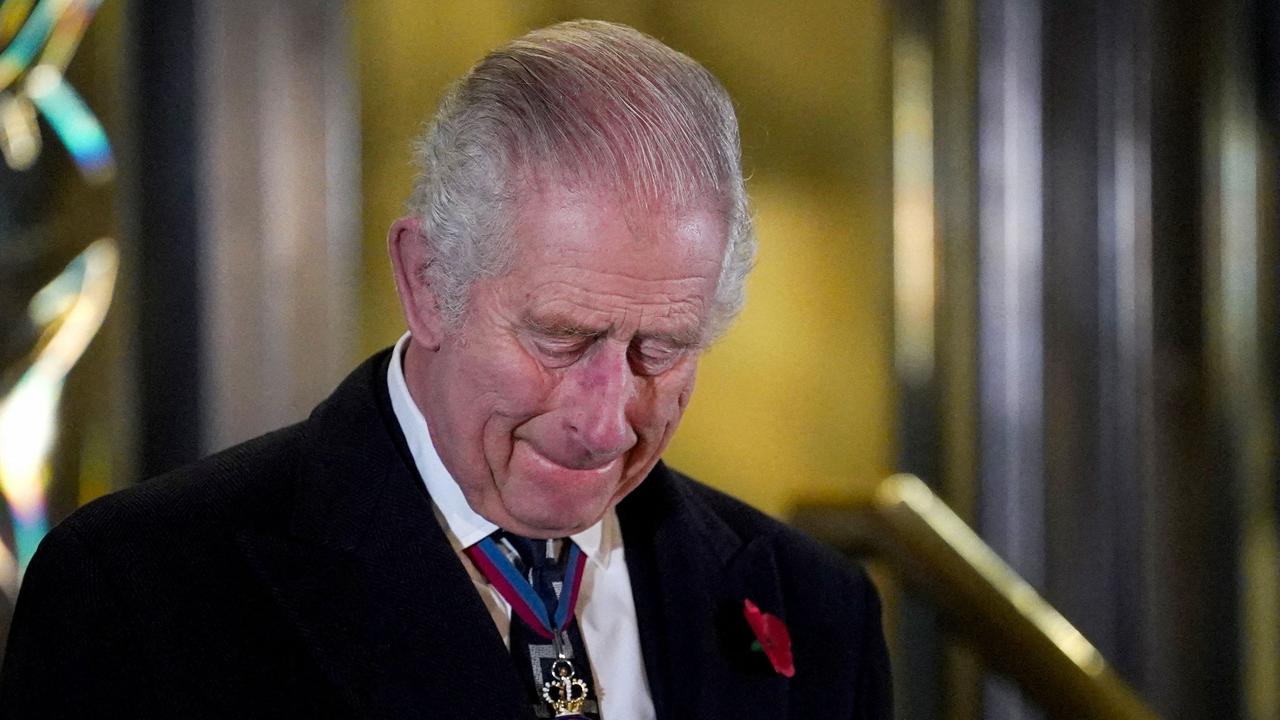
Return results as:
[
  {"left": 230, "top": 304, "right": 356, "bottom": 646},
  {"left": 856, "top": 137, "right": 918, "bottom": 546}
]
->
[{"left": 387, "top": 333, "right": 656, "bottom": 720}]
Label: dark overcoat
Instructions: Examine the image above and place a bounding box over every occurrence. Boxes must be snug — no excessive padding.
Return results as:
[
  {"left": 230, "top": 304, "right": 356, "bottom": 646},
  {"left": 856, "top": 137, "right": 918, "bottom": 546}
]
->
[{"left": 0, "top": 351, "right": 891, "bottom": 719}]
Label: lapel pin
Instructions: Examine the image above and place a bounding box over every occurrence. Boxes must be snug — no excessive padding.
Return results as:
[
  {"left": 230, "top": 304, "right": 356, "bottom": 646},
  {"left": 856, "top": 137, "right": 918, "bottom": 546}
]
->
[{"left": 743, "top": 598, "right": 795, "bottom": 678}]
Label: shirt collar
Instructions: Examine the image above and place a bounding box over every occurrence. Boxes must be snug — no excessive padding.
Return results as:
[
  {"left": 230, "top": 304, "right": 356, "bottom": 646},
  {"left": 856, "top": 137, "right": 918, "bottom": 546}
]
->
[{"left": 386, "top": 333, "right": 608, "bottom": 563}]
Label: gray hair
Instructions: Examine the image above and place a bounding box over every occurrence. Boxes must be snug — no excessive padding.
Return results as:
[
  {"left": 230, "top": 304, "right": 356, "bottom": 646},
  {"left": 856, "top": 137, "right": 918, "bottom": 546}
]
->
[{"left": 407, "top": 19, "right": 755, "bottom": 341}]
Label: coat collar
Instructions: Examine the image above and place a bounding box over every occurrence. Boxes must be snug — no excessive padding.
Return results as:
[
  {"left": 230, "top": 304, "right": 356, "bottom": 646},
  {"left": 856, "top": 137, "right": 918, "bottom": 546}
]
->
[{"left": 236, "top": 350, "right": 790, "bottom": 720}]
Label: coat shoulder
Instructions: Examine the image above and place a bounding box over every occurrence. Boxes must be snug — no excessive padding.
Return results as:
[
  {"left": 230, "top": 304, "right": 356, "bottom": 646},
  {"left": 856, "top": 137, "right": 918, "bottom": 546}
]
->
[
  {"left": 55, "top": 422, "right": 306, "bottom": 552},
  {"left": 664, "top": 466, "right": 875, "bottom": 592}
]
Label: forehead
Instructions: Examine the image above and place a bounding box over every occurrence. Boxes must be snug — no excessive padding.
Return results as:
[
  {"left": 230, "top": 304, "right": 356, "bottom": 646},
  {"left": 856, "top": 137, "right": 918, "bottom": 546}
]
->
[{"left": 501, "top": 185, "right": 727, "bottom": 337}]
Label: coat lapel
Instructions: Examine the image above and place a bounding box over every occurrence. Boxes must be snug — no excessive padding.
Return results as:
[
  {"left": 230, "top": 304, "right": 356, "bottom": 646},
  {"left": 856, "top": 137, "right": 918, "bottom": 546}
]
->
[
  {"left": 619, "top": 466, "right": 791, "bottom": 720},
  {"left": 235, "top": 353, "right": 531, "bottom": 719}
]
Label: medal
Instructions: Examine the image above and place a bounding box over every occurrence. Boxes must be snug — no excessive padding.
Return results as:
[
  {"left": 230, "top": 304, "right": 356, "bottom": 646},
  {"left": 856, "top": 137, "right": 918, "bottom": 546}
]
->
[
  {"left": 466, "top": 537, "right": 593, "bottom": 718},
  {"left": 541, "top": 651, "right": 590, "bottom": 718}
]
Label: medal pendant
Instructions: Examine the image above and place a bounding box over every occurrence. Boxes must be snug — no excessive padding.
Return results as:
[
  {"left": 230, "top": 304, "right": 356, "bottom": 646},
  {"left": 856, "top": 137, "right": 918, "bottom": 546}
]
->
[{"left": 541, "top": 657, "right": 591, "bottom": 718}]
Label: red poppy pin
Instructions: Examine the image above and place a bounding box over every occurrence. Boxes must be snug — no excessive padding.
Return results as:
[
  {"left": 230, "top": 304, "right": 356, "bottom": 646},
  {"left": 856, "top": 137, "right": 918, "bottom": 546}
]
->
[{"left": 743, "top": 598, "right": 795, "bottom": 678}]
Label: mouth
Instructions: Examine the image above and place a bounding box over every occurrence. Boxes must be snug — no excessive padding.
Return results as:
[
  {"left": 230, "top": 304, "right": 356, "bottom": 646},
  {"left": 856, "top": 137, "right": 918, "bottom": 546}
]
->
[{"left": 516, "top": 439, "right": 623, "bottom": 478}]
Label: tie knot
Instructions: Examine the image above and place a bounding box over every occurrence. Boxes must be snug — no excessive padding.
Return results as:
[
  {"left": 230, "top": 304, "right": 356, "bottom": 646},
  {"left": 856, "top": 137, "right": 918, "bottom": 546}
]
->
[{"left": 496, "top": 532, "right": 567, "bottom": 573}]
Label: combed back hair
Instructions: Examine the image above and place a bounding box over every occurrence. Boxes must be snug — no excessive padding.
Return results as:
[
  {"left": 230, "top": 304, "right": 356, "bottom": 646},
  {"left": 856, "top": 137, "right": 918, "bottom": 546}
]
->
[{"left": 408, "top": 19, "right": 755, "bottom": 341}]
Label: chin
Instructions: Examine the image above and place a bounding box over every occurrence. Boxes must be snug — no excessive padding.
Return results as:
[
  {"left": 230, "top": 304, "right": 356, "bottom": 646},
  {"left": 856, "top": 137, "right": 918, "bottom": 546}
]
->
[
  {"left": 493, "top": 471, "right": 622, "bottom": 536},
  {"left": 500, "top": 489, "right": 608, "bottom": 536}
]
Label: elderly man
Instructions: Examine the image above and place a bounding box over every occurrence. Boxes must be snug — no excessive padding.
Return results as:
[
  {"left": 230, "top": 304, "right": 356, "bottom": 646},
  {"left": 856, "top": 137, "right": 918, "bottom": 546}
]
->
[{"left": 1, "top": 20, "right": 890, "bottom": 719}]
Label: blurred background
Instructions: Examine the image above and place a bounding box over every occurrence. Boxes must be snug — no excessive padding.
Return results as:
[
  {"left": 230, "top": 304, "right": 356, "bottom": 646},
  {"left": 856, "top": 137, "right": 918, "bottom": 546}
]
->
[{"left": 0, "top": 0, "right": 1275, "bottom": 718}]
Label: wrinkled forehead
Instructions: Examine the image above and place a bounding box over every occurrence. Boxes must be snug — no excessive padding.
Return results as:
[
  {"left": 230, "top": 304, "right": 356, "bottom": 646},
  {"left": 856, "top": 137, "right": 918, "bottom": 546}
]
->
[
  {"left": 503, "top": 182, "right": 728, "bottom": 344},
  {"left": 512, "top": 172, "right": 729, "bottom": 254}
]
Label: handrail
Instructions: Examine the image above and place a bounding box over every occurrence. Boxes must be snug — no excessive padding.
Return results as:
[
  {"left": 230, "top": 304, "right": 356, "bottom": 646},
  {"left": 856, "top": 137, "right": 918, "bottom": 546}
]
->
[{"left": 793, "top": 473, "right": 1160, "bottom": 720}]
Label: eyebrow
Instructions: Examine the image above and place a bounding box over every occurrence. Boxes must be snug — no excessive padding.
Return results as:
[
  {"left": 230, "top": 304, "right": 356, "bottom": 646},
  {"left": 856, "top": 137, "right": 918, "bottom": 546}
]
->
[
  {"left": 521, "top": 312, "right": 703, "bottom": 349},
  {"left": 522, "top": 314, "right": 601, "bottom": 338}
]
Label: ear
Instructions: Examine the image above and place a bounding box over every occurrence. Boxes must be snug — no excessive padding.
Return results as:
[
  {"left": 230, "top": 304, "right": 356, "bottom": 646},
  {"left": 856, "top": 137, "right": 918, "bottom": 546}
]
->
[{"left": 388, "top": 216, "right": 445, "bottom": 351}]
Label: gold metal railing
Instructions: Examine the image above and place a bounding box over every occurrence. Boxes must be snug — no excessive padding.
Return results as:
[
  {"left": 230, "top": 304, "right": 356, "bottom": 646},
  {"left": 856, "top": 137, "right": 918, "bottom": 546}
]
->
[{"left": 794, "top": 474, "right": 1160, "bottom": 720}]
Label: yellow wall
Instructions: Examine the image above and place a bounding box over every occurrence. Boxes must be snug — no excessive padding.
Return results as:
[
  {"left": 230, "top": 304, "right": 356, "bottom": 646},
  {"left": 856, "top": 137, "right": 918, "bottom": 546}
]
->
[{"left": 355, "top": 1, "right": 895, "bottom": 517}]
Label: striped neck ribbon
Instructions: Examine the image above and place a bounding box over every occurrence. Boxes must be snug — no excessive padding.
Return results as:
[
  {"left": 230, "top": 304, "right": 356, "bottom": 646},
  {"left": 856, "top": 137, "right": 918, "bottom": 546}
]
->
[{"left": 465, "top": 535, "right": 588, "bottom": 640}]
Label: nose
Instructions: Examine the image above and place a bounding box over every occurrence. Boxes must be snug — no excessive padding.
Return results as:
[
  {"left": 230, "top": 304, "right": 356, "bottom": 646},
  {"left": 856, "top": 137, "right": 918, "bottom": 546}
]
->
[{"left": 564, "top": 341, "right": 638, "bottom": 463}]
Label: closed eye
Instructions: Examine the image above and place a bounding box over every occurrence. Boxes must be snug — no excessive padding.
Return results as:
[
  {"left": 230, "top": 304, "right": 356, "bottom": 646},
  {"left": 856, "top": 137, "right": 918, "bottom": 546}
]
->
[
  {"left": 629, "top": 340, "right": 684, "bottom": 375},
  {"left": 534, "top": 335, "right": 595, "bottom": 366}
]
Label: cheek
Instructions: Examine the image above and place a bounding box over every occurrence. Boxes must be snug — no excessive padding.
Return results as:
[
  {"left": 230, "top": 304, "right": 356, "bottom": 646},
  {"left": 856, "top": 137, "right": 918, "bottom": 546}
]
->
[
  {"left": 640, "top": 368, "right": 698, "bottom": 431},
  {"left": 470, "top": 341, "right": 556, "bottom": 423}
]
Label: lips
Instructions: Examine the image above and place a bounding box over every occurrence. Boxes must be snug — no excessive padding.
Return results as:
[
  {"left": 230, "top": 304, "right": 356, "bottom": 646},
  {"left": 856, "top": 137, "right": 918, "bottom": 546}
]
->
[{"left": 515, "top": 439, "right": 623, "bottom": 477}]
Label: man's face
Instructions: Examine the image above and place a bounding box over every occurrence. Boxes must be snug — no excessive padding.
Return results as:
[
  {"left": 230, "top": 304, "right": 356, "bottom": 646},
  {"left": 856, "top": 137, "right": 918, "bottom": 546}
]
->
[{"left": 400, "top": 185, "right": 727, "bottom": 537}]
